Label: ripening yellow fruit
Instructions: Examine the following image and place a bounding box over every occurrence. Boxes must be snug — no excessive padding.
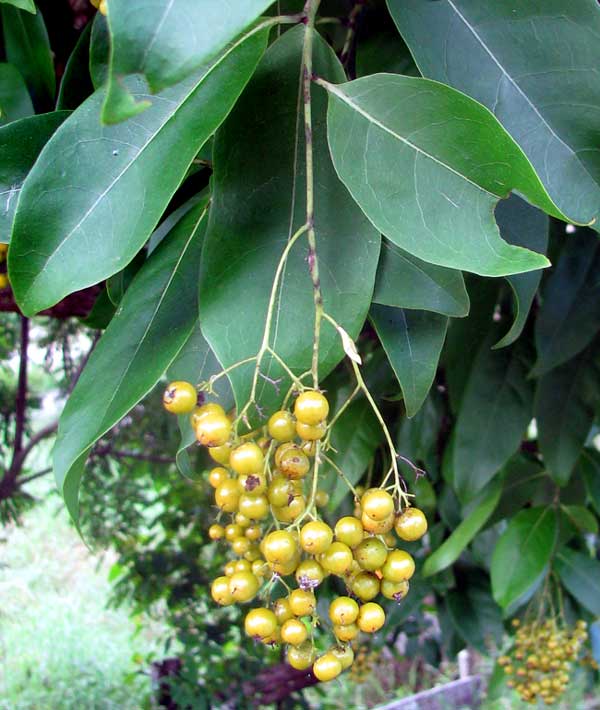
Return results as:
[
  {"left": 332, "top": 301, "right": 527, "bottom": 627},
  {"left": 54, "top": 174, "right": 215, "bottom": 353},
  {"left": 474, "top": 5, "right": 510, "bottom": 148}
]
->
[
  {"left": 163, "top": 381, "right": 197, "bottom": 414},
  {"left": 394, "top": 508, "right": 428, "bottom": 541},
  {"left": 294, "top": 390, "right": 329, "bottom": 425}
]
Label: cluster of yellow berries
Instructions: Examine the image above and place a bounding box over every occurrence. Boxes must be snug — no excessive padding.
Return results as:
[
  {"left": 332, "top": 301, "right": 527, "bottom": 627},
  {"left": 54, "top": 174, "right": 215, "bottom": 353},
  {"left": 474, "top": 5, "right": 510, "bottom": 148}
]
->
[
  {"left": 0, "top": 244, "right": 9, "bottom": 290},
  {"left": 499, "top": 618, "right": 588, "bottom": 705},
  {"left": 90, "top": 0, "right": 107, "bottom": 16},
  {"left": 162, "top": 381, "right": 427, "bottom": 683},
  {"left": 349, "top": 644, "right": 380, "bottom": 683}
]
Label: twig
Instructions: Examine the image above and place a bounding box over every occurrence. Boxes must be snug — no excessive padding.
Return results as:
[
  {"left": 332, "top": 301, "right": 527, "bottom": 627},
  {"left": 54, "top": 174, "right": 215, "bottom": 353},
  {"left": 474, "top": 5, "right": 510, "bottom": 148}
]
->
[
  {"left": 340, "top": 0, "right": 366, "bottom": 77},
  {"left": 19, "top": 467, "right": 53, "bottom": 486},
  {"left": 11, "top": 316, "right": 29, "bottom": 463},
  {"left": 91, "top": 446, "right": 175, "bottom": 466}
]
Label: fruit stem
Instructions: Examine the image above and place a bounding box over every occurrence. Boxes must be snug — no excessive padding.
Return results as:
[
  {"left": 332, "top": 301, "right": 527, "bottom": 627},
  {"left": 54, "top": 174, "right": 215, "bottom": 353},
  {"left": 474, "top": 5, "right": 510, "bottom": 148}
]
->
[
  {"left": 293, "top": 441, "right": 321, "bottom": 528},
  {"left": 323, "top": 384, "right": 361, "bottom": 448},
  {"left": 234, "top": 222, "right": 309, "bottom": 429},
  {"left": 301, "top": 0, "right": 324, "bottom": 389},
  {"left": 322, "top": 452, "right": 359, "bottom": 498},
  {"left": 322, "top": 311, "right": 411, "bottom": 508},
  {"left": 201, "top": 356, "right": 257, "bottom": 392}
]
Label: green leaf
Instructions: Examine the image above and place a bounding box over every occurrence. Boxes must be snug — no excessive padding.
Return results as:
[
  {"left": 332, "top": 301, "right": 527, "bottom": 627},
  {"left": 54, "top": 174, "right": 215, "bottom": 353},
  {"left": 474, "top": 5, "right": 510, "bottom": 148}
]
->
[
  {"left": 491, "top": 507, "right": 557, "bottom": 611},
  {"left": 370, "top": 305, "right": 447, "bottom": 418},
  {"left": 322, "top": 397, "right": 383, "bottom": 511},
  {"left": 533, "top": 230, "right": 600, "bottom": 376},
  {"left": 89, "top": 13, "right": 110, "bottom": 90},
  {"left": 322, "top": 73, "right": 572, "bottom": 277},
  {"left": 102, "top": 0, "right": 274, "bottom": 123},
  {"left": 80, "top": 287, "right": 116, "bottom": 330},
  {"left": 486, "top": 456, "right": 547, "bottom": 527},
  {"left": 396, "top": 390, "right": 442, "bottom": 478},
  {"left": 199, "top": 26, "right": 380, "bottom": 418},
  {"left": 355, "top": 26, "right": 418, "bottom": 78},
  {"left": 556, "top": 549, "right": 600, "bottom": 617},
  {"left": 9, "top": 27, "right": 268, "bottom": 316},
  {"left": 1, "top": 4, "right": 55, "bottom": 108},
  {"left": 106, "top": 250, "right": 146, "bottom": 305},
  {"left": 443, "top": 275, "right": 498, "bottom": 414},
  {"left": 387, "top": 0, "right": 600, "bottom": 226},
  {"left": 53, "top": 202, "right": 209, "bottom": 527},
  {"left": 0, "top": 112, "right": 69, "bottom": 242},
  {"left": 167, "top": 322, "right": 233, "bottom": 478},
  {"left": 453, "top": 333, "right": 534, "bottom": 502},
  {"left": 447, "top": 571, "right": 503, "bottom": 652},
  {"left": 493, "top": 195, "right": 549, "bottom": 349},
  {"left": 0, "top": 63, "right": 33, "bottom": 125},
  {"left": 56, "top": 22, "right": 93, "bottom": 110},
  {"left": 423, "top": 476, "right": 502, "bottom": 577},
  {"left": 535, "top": 345, "right": 600, "bottom": 486},
  {"left": 373, "top": 240, "right": 469, "bottom": 317},
  {"left": 0, "top": 0, "right": 35, "bottom": 12},
  {"left": 560, "top": 505, "right": 598, "bottom": 535},
  {"left": 580, "top": 449, "right": 600, "bottom": 516}
]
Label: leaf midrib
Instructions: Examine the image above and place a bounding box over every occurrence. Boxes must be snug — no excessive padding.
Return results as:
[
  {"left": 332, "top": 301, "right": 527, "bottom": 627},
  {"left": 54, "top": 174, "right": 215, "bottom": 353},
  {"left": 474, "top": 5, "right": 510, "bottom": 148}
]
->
[
  {"left": 326, "top": 79, "right": 498, "bottom": 200},
  {"left": 445, "top": 0, "right": 595, "bottom": 187},
  {"left": 23, "top": 24, "right": 262, "bottom": 305}
]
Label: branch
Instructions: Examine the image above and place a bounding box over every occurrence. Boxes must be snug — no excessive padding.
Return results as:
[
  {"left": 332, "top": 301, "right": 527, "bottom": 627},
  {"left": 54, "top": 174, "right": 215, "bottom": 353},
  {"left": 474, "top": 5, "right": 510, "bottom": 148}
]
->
[
  {"left": 19, "top": 467, "right": 53, "bottom": 486},
  {"left": 339, "top": 0, "right": 366, "bottom": 78},
  {"left": 0, "top": 329, "right": 98, "bottom": 502},
  {"left": 91, "top": 445, "right": 175, "bottom": 466},
  {"left": 12, "top": 316, "right": 29, "bottom": 462}
]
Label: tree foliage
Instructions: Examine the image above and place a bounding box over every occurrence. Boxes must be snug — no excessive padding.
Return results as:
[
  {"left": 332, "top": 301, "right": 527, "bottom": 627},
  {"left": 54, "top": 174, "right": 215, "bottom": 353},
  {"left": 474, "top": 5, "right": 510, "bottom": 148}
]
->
[{"left": 2, "top": 0, "right": 600, "bottom": 703}]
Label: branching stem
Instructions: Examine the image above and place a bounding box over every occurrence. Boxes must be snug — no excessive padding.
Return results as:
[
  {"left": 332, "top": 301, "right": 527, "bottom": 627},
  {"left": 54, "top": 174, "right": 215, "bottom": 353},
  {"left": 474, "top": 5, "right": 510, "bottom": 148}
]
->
[{"left": 302, "top": 0, "right": 324, "bottom": 388}]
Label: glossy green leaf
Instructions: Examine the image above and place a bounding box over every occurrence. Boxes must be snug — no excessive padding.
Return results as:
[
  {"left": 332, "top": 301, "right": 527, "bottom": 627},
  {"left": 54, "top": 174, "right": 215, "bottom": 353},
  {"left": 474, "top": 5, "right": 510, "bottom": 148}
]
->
[
  {"left": 556, "top": 549, "right": 600, "bottom": 617},
  {"left": 533, "top": 230, "right": 600, "bottom": 376},
  {"left": 102, "top": 0, "right": 274, "bottom": 123},
  {"left": 560, "top": 505, "right": 599, "bottom": 536},
  {"left": 580, "top": 448, "right": 600, "bottom": 516},
  {"left": 53, "top": 202, "right": 209, "bottom": 526},
  {"left": 444, "top": 276, "right": 498, "bottom": 414},
  {"left": 1, "top": 4, "right": 55, "bottom": 108},
  {"left": 80, "top": 287, "right": 116, "bottom": 330},
  {"left": 322, "top": 73, "right": 571, "bottom": 277},
  {"left": 323, "top": 397, "right": 383, "bottom": 511},
  {"left": 0, "top": 112, "right": 69, "bottom": 242},
  {"left": 388, "top": 0, "right": 600, "bottom": 226},
  {"left": 148, "top": 193, "right": 207, "bottom": 255},
  {"left": 486, "top": 456, "right": 546, "bottom": 527},
  {"left": 56, "top": 23, "right": 93, "bottom": 110},
  {"left": 9, "top": 27, "right": 268, "bottom": 316},
  {"left": 453, "top": 333, "right": 534, "bottom": 502},
  {"left": 370, "top": 304, "right": 447, "bottom": 418},
  {"left": 0, "top": 63, "right": 33, "bottom": 125},
  {"left": 494, "top": 195, "right": 548, "bottom": 349},
  {"left": 89, "top": 13, "right": 110, "bottom": 90},
  {"left": 447, "top": 571, "right": 503, "bottom": 652},
  {"left": 200, "top": 27, "right": 380, "bottom": 418},
  {"left": 423, "top": 476, "right": 502, "bottom": 577},
  {"left": 491, "top": 507, "right": 557, "bottom": 611},
  {"left": 396, "top": 391, "right": 442, "bottom": 479},
  {"left": 167, "top": 322, "right": 232, "bottom": 478},
  {"left": 373, "top": 240, "right": 469, "bottom": 317},
  {"left": 0, "top": 0, "right": 35, "bottom": 11},
  {"left": 535, "top": 345, "right": 600, "bottom": 486},
  {"left": 106, "top": 250, "right": 146, "bottom": 306}
]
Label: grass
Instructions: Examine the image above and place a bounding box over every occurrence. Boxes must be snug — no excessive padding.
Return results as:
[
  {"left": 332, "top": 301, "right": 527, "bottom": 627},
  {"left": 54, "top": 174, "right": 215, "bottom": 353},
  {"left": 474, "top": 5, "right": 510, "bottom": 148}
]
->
[{"left": 0, "top": 487, "right": 165, "bottom": 710}]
